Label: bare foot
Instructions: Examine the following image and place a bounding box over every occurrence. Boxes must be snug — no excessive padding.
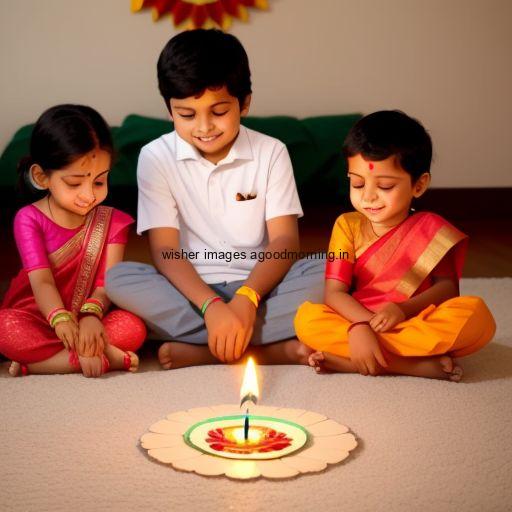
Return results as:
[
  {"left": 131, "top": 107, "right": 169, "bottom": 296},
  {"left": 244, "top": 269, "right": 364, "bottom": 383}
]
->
[
  {"left": 306, "top": 350, "right": 464, "bottom": 381},
  {"left": 249, "top": 339, "right": 314, "bottom": 365},
  {"left": 385, "top": 352, "right": 463, "bottom": 381},
  {"left": 158, "top": 341, "right": 219, "bottom": 370},
  {"left": 440, "top": 356, "right": 463, "bottom": 382},
  {"left": 8, "top": 361, "right": 22, "bottom": 377},
  {"left": 103, "top": 345, "right": 139, "bottom": 372},
  {"left": 308, "top": 351, "right": 325, "bottom": 373},
  {"left": 309, "top": 351, "right": 357, "bottom": 374},
  {"left": 308, "top": 351, "right": 333, "bottom": 374}
]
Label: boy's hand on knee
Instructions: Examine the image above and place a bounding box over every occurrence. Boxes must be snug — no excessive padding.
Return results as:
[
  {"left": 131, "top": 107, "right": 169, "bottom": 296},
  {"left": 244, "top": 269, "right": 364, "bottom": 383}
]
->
[
  {"left": 204, "top": 301, "right": 244, "bottom": 363},
  {"left": 348, "top": 325, "right": 388, "bottom": 376}
]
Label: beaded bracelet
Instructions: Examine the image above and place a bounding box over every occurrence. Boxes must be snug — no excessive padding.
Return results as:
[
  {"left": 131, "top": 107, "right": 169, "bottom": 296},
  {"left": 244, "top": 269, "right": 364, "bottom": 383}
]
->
[
  {"left": 347, "top": 320, "right": 371, "bottom": 334},
  {"left": 201, "top": 296, "right": 223, "bottom": 316}
]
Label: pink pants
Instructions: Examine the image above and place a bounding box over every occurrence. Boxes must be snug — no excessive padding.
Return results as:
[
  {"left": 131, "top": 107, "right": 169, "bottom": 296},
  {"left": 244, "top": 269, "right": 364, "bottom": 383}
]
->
[{"left": 0, "top": 309, "right": 146, "bottom": 364}]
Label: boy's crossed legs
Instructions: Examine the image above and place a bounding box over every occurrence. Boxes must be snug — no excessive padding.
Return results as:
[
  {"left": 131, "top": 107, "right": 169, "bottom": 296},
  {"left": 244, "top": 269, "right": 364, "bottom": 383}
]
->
[{"left": 106, "top": 259, "right": 325, "bottom": 369}]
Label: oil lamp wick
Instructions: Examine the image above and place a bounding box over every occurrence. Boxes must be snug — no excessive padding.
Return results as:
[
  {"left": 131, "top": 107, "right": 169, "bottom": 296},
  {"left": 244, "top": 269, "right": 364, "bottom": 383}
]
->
[
  {"left": 241, "top": 394, "right": 257, "bottom": 442},
  {"left": 244, "top": 408, "right": 250, "bottom": 441}
]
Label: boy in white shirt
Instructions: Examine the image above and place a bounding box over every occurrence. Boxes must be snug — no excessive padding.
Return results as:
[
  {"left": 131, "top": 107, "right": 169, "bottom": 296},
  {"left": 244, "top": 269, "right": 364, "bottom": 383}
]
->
[{"left": 106, "top": 29, "right": 324, "bottom": 368}]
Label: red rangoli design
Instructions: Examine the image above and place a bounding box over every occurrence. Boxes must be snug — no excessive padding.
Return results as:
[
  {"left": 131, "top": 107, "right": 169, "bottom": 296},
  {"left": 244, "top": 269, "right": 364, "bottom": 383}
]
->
[{"left": 206, "top": 426, "right": 292, "bottom": 454}]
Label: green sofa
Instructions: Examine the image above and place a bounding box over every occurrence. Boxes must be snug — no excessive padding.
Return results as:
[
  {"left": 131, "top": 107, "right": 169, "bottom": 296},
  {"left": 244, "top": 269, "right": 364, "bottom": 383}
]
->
[{"left": 0, "top": 113, "right": 361, "bottom": 206}]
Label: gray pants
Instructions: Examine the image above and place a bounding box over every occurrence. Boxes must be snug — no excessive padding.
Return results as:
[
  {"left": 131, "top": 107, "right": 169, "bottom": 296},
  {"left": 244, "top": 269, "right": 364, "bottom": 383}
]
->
[{"left": 105, "top": 258, "right": 325, "bottom": 345}]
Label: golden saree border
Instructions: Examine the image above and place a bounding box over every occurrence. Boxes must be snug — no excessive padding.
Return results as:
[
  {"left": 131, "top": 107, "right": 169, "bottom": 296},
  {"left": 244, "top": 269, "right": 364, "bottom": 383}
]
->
[
  {"left": 71, "top": 206, "right": 112, "bottom": 315},
  {"left": 395, "top": 225, "right": 467, "bottom": 297},
  {"left": 48, "top": 215, "right": 93, "bottom": 269}
]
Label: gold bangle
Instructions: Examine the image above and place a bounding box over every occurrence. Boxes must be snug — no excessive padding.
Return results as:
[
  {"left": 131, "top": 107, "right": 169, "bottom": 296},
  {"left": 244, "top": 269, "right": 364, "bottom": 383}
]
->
[
  {"left": 80, "top": 302, "right": 103, "bottom": 319},
  {"left": 235, "top": 286, "right": 261, "bottom": 308},
  {"left": 51, "top": 312, "right": 74, "bottom": 329}
]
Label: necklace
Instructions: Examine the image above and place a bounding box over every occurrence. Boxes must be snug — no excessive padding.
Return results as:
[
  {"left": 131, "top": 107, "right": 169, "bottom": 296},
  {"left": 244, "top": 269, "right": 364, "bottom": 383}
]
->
[
  {"left": 47, "top": 195, "right": 55, "bottom": 220},
  {"left": 368, "top": 220, "right": 381, "bottom": 238}
]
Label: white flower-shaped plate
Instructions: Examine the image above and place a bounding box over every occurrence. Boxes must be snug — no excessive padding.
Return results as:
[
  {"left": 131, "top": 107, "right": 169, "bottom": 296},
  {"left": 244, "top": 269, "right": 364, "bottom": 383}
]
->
[{"left": 140, "top": 404, "right": 358, "bottom": 480}]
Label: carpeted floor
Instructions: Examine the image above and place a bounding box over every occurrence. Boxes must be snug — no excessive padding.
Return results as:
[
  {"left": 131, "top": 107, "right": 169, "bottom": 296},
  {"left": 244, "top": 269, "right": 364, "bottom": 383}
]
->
[{"left": 1, "top": 278, "right": 511, "bottom": 512}]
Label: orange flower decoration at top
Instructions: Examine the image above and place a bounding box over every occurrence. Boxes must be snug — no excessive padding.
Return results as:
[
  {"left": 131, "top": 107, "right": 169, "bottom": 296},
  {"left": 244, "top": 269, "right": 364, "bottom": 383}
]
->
[{"left": 131, "top": 0, "right": 269, "bottom": 30}]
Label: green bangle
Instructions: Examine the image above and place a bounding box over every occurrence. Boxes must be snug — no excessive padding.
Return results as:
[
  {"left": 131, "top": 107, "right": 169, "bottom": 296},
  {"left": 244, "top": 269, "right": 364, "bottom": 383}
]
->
[
  {"left": 201, "top": 296, "right": 223, "bottom": 316},
  {"left": 51, "top": 312, "right": 74, "bottom": 329},
  {"left": 80, "top": 303, "right": 103, "bottom": 318}
]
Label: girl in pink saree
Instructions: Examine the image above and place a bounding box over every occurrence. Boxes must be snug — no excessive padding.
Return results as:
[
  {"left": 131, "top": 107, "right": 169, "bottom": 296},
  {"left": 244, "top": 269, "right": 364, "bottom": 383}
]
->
[{"left": 0, "top": 105, "right": 145, "bottom": 377}]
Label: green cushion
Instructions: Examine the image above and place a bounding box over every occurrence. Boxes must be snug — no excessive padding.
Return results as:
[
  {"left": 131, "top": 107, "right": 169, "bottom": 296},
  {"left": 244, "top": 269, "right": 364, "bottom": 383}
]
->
[
  {"left": 110, "top": 115, "right": 172, "bottom": 186},
  {"left": 0, "top": 113, "right": 361, "bottom": 199},
  {"left": 301, "top": 114, "right": 362, "bottom": 200},
  {"left": 242, "top": 116, "right": 318, "bottom": 186},
  {"left": 0, "top": 124, "right": 33, "bottom": 186}
]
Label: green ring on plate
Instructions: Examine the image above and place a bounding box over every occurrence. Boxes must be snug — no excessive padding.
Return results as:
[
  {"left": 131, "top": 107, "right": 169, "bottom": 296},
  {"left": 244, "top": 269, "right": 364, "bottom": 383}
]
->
[{"left": 184, "top": 415, "right": 310, "bottom": 460}]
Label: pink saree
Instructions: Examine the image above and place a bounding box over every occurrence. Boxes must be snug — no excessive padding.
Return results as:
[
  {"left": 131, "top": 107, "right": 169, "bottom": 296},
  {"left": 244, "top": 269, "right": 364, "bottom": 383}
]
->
[
  {"left": 0, "top": 206, "right": 145, "bottom": 364},
  {"left": 325, "top": 212, "right": 468, "bottom": 312},
  {"left": 2, "top": 206, "right": 112, "bottom": 315}
]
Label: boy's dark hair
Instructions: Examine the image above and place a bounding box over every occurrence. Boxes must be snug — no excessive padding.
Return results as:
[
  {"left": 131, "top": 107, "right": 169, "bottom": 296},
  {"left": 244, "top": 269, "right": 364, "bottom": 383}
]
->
[
  {"left": 17, "top": 104, "right": 113, "bottom": 197},
  {"left": 343, "top": 110, "right": 432, "bottom": 180},
  {"left": 157, "top": 29, "right": 252, "bottom": 109}
]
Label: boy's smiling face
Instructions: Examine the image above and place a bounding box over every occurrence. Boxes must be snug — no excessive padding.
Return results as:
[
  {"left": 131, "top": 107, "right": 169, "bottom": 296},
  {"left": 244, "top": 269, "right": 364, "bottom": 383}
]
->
[{"left": 170, "top": 86, "right": 251, "bottom": 164}]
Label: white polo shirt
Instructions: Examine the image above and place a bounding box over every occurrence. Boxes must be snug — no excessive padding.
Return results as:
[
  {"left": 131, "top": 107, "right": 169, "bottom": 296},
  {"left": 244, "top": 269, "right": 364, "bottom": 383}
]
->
[{"left": 137, "top": 125, "right": 303, "bottom": 283}]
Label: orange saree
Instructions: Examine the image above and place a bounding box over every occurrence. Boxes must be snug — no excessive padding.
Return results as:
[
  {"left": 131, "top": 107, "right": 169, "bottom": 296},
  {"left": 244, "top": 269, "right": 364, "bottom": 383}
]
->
[{"left": 295, "top": 211, "right": 496, "bottom": 358}]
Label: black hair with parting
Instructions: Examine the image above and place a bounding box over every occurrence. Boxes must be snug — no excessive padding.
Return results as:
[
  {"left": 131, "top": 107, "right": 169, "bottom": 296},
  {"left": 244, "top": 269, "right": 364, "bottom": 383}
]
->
[
  {"left": 17, "top": 104, "right": 113, "bottom": 198},
  {"left": 343, "top": 110, "right": 433, "bottom": 181}
]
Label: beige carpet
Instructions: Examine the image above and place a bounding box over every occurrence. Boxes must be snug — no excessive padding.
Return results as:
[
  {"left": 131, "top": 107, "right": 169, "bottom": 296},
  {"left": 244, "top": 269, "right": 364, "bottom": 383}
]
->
[{"left": 1, "top": 278, "right": 511, "bottom": 512}]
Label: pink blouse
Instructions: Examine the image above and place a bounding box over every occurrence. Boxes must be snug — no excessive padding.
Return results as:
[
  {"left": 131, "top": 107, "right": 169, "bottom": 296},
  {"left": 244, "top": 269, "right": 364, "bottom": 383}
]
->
[{"left": 14, "top": 205, "right": 134, "bottom": 277}]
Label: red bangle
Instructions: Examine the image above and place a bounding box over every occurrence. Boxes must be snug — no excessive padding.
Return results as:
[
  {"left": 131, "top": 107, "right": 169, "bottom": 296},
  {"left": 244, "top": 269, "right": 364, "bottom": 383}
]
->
[
  {"left": 46, "top": 307, "right": 67, "bottom": 324},
  {"left": 347, "top": 321, "right": 370, "bottom": 333},
  {"left": 85, "top": 297, "right": 105, "bottom": 310},
  {"left": 201, "top": 296, "right": 223, "bottom": 316}
]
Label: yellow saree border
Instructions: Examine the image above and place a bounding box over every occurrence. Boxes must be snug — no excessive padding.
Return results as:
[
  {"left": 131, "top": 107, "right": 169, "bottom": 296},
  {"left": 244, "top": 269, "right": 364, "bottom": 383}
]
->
[
  {"left": 71, "top": 206, "right": 112, "bottom": 315},
  {"left": 395, "top": 225, "right": 467, "bottom": 297},
  {"left": 48, "top": 215, "right": 93, "bottom": 269}
]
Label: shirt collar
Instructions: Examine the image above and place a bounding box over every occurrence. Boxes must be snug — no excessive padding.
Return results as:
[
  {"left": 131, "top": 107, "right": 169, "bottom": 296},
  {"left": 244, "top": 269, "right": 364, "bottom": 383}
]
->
[
  {"left": 174, "top": 125, "right": 253, "bottom": 164},
  {"left": 175, "top": 132, "right": 202, "bottom": 161}
]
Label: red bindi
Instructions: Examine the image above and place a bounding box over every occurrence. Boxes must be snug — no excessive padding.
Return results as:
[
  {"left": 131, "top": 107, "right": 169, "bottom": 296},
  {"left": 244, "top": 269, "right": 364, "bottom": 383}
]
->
[{"left": 369, "top": 162, "right": 374, "bottom": 170}]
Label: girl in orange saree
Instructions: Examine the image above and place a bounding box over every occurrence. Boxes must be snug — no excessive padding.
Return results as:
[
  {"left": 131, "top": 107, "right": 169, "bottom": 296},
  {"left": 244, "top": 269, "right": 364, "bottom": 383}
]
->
[
  {"left": 0, "top": 105, "right": 146, "bottom": 377},
  {"left": 294, "top": 111, "right": 495, "bottom": 381}
]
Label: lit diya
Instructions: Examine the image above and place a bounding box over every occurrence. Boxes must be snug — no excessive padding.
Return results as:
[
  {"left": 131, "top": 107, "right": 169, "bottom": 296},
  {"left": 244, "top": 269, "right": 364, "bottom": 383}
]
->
[{"left": 141, "top": 358, "right": 357, "bottom": 479}]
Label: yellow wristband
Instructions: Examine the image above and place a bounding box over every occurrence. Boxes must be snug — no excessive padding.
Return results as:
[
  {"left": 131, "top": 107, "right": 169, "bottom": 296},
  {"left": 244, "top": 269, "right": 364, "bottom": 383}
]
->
[{"left": 235, "top": 286, "right": 261, "bottom": 308}]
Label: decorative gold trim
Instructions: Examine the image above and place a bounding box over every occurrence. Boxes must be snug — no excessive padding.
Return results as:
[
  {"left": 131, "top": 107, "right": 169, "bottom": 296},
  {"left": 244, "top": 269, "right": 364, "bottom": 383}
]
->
[
  {"left": 71, "top": 207, "right": 112, "bottom": 315},
  {"left": 48, "top": 229, "right": 86, "bottom": 269},
  {"left": 396, "top": 225, "right": 466, "bottom": 297}
]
